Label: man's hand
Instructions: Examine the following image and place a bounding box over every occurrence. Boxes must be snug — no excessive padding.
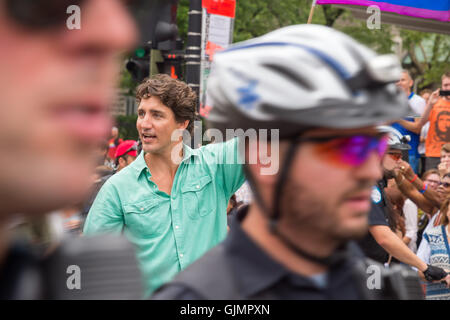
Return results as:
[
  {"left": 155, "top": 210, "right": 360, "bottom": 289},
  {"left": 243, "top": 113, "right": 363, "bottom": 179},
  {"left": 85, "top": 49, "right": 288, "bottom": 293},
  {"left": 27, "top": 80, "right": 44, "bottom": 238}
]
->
[
  {"left": 423, "top": 265, "right": 448, "bottom": 281},
  {"left": 397, "top": 160, "right": 415, "bottom": 181},
  {"left": 427, "top": 89, "right": 440, "bottom": 106}
]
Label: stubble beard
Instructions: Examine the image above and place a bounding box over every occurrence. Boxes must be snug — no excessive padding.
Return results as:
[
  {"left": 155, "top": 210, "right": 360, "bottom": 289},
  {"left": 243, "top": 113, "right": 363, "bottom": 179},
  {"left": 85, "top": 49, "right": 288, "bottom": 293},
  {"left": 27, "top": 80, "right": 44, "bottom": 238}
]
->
[{"left": 280, "top": 181, "right": 369, "bottom": 243}]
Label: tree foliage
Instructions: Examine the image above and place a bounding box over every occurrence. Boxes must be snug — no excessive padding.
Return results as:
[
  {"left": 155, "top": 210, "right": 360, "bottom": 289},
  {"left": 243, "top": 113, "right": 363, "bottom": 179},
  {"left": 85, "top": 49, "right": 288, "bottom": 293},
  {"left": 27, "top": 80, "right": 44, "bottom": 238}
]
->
[{"left": 120, "top": 0, "right": 449, "bottom": 93}]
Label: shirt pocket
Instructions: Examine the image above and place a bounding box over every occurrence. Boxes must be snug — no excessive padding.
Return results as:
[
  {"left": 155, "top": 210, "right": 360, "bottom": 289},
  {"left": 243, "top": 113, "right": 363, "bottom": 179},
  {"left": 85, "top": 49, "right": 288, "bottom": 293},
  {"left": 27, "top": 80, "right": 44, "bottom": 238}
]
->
[
  {"left": 123, "top": 199, "right": 165, "bottom": 237},
  {"left": 181, "top": 175, "right": 214, "bottom": 220}
]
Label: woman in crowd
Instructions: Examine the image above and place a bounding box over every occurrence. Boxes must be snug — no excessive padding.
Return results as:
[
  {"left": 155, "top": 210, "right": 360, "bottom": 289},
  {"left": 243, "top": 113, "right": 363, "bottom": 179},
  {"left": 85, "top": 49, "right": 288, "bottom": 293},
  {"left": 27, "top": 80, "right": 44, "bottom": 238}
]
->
[{"left": 417, "top": 196, "right": 450, "bottom": 299}]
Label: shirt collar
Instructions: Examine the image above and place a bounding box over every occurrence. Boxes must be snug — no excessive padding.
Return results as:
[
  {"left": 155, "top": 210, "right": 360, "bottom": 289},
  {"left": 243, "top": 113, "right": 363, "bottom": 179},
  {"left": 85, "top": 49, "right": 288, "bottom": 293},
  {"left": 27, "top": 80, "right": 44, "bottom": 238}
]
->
[
  {"left": 226, "top": 206, "right": 359, "bottom": 297},
  {"left": 129, "top": 143, "right": 200, "bottom": 180}
]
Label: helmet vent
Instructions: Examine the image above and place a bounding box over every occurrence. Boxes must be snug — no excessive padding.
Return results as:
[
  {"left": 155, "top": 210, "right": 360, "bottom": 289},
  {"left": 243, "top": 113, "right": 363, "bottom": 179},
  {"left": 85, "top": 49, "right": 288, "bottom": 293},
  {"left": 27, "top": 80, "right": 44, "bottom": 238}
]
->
[{"left": 262, "top": 63, "right": 315, "bottom": 91}]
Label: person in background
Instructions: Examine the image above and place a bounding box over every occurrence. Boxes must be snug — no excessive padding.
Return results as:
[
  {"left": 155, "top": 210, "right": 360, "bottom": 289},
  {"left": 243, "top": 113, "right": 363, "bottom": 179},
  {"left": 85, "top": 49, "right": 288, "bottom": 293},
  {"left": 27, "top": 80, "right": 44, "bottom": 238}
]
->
[
  {"left": 416, "top": 196, "right": 450, "bottom": 299},
  {"left": 107, "top": 126, "right": 123, "bottom": 164},
  {"left": 84, "top": 74, "right": 245, "bottom": 296},
  {"left": 115, "top": 140, "right": 138, "bottom": 172},
  {"left": 398, "top": 72, "right": 450, "bottom": 172},
  {"left": 416, "top": 169, "right": 441, "bottom": 249},
  {"left": 392, "top": 70, "right": 426, "bottom": 174},
  {"left": 438, "top": 143, "right": 450, "bottom": 178},
  {"left": 417, "top": 89, "right": 432, "bottom": 176}
]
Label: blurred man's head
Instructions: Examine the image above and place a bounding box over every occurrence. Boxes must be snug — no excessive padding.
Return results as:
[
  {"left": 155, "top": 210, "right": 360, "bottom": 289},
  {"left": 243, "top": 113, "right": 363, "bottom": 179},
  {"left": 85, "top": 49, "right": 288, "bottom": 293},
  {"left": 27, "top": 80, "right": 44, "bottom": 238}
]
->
[
  {"left": 0, "top": 0, "right": 137, "bottom": 216},
  {"left": 115, "top": 140, "right": 138, "bottom": 171},
  {"left": 396, "top": 70, "right": 413, "bottom": 95}
]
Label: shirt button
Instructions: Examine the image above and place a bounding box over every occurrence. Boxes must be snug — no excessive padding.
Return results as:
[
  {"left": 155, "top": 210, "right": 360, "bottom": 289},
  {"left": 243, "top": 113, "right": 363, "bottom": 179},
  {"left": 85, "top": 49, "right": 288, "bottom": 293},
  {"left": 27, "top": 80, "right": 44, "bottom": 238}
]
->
[
  {"left": 180, "top": 254, "right": 184, "bottom": 258},
  {"left": 196, "top": 185, "right": 200, "bottom": 189},
  {"left": 140, "top": 208, "right": 144, "bottom": 211},
  {"left": 175, "top": 225, "right": 179, "bottom": 229}
]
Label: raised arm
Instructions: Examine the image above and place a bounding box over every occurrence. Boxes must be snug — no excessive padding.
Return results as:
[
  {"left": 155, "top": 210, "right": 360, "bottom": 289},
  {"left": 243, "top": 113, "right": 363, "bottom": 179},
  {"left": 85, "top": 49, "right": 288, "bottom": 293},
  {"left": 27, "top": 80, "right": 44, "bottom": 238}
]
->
[
  {"left": 397, "top": 160, "right": 443, "bottom": 209},
  {"left": 396, "top": 89, "right": 440, "bottom": 134}
]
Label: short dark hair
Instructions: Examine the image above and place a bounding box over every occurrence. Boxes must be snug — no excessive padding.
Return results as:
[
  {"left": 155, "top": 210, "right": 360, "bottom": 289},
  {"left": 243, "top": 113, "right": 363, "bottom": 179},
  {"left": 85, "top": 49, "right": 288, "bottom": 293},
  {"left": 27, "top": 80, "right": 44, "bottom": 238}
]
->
[{"left": 135, "top": 74, "right": 197, "bottom": 134}]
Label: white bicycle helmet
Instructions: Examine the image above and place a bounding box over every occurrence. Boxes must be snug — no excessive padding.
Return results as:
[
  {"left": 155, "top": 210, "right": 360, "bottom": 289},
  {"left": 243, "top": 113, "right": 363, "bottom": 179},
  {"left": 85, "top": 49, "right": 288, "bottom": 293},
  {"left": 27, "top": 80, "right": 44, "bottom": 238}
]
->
[
  {"left": 207, "top": 24, "right": 411, "bottom": 138},
  {"left": 377, "top": 125, "right": 411, "bottom": 150}
]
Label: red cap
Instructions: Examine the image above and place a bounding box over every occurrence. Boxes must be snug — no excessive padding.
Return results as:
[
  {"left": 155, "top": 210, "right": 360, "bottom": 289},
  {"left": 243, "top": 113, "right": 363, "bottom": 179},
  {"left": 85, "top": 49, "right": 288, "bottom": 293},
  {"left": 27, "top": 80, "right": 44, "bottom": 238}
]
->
[{"left": 115, "top": 140, "right": 138, "bottom": 158}]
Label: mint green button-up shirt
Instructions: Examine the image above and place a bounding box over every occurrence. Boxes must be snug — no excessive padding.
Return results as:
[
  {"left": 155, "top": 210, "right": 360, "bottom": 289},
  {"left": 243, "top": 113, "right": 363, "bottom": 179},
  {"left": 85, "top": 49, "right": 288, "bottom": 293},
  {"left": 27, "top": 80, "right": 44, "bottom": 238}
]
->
[{"left": 83, "top": 138, "right": 245, "bottom": 296}]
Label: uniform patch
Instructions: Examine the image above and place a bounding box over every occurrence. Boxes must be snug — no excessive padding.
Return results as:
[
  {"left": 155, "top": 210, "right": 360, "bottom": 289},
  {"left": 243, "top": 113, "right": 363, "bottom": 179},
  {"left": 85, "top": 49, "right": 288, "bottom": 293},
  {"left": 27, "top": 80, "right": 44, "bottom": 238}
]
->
[{"left": 371, "top": 186, "right": 382, "bottom": 204}]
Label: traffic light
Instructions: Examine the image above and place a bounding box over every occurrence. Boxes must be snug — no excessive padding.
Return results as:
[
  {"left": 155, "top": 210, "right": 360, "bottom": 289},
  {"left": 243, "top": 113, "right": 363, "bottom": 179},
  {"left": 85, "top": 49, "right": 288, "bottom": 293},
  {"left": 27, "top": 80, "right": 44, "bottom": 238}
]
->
[
  {"left": 152, "top": 0, "right": 179, "bottom": 51},
  {"left": 126, "top": 0, "right": 183, "bottom": 83},
  {"left": 126, "top": 45, "right": 150, "bottom": 83}
]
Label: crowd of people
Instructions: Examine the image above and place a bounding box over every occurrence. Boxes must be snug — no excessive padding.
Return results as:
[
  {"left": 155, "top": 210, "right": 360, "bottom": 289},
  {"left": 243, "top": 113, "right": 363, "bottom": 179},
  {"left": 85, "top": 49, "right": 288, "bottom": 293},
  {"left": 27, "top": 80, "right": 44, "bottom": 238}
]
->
[{"left": 0, "top": 0, "right": 449, "bottom": 300}]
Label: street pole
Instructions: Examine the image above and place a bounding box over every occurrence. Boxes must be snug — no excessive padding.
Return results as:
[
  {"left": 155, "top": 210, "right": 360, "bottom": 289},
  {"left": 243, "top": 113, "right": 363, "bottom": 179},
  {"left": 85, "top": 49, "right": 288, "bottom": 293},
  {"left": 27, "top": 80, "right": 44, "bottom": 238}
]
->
[
  {"left": 307, "top": 0, "right": 317, "bottom": 24},
  {"left": 185, "top": 0, "right": 202, "bottom": 111}
]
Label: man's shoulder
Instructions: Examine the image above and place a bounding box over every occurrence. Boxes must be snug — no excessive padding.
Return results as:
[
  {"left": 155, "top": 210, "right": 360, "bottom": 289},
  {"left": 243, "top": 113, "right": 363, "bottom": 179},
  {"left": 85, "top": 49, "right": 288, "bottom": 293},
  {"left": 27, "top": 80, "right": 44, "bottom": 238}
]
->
[
  {"left": 410, "top": 94, "right": 426, "bottom": 106},
  {"left": 105, "top": 164, "right": 138, "bottom": 185},
  {"left": 152, "top": 243, "right": 235, "bottom": 300}
]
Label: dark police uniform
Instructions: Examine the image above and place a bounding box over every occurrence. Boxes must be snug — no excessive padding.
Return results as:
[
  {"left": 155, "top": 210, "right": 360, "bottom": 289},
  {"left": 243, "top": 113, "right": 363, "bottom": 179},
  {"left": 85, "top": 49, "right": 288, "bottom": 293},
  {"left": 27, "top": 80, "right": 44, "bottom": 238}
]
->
[
  {"left": 152, "top": 206, "right": 370, "bottom": 300},
  {"left": 357, "top": 179, "right": 391, "bottom": 264}
]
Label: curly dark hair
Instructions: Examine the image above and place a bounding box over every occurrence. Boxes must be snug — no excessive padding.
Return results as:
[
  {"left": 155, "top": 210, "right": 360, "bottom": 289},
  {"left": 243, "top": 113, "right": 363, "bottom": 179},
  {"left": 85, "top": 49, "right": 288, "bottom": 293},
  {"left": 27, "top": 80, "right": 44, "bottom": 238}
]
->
[{"left": 135, "top": 74, "right": 197, "bottom": 134}]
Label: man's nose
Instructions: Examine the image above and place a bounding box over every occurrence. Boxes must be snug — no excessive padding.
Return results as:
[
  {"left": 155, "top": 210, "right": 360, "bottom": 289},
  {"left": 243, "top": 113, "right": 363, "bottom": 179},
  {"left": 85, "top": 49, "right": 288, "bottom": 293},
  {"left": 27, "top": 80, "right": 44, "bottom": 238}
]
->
[
  {"left": 140, "top": 115, "right": 153, "bottom": 129},
  {"left": 355, "top": 151, "right": 383, "bottom": 182}
]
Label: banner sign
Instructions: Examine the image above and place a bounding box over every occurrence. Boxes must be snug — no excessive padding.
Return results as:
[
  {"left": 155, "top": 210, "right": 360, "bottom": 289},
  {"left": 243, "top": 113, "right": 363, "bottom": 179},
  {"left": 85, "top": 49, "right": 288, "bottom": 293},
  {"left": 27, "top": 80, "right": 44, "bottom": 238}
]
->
[
  {"left": 316, "top": 0, "right": 450, "bottom": 22},
  {"left": 199, "top": 0, "right": 236, "bottom": 118}
]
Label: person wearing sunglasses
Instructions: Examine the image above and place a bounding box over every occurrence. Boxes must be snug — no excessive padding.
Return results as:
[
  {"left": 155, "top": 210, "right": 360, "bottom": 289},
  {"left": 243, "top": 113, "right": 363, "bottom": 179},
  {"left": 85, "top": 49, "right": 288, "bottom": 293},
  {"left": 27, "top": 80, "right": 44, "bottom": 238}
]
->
[
  {"left": 356, "top": 126, "right": 446, "bottom": 283},
  {"left": 153, "top": 25, "right": 427, "bottom": 300}
]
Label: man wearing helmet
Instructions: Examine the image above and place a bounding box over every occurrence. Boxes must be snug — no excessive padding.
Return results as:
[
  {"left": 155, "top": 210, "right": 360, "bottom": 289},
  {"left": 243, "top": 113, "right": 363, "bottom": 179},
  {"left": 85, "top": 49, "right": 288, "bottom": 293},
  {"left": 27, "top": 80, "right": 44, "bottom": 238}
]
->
[
  {"left": 358, "top": 126, "right": 446, "bottom": 283},
  {"left": 152, "top": 25, "right": 442, "bottom": 300}
]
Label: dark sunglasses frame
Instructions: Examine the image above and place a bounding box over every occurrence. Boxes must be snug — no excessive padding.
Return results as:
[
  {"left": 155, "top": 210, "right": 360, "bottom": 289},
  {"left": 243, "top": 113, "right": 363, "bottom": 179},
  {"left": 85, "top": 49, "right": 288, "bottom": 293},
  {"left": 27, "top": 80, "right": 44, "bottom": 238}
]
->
[{"left": 386, "top": 152, "right": 402, "bottom": 161}]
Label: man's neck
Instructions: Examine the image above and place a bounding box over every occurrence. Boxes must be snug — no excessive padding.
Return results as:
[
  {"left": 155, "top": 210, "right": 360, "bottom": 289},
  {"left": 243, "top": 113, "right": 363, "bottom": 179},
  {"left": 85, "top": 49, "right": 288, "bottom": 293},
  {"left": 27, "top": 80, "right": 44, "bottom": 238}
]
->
[
  {"left": 241, "top": 204, "right": 338, "bottom": 276},
  {"left": 144, "top": 142, "right": 183, "bottom": 178}
]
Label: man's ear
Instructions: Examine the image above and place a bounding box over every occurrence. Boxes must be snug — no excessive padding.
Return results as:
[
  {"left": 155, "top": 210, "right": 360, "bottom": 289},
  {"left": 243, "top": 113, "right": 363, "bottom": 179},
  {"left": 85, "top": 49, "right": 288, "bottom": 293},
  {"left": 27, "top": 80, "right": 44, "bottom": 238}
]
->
[{"left": 178, "top": 119, "right": 189, "bottom": 131}]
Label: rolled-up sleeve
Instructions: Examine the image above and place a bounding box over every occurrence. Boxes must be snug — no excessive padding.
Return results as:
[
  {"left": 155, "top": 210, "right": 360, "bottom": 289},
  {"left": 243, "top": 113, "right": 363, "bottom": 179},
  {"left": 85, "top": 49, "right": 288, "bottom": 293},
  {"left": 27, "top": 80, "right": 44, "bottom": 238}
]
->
[{"left": 206, "top": 138, "right": 246, "bottom": 199}]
